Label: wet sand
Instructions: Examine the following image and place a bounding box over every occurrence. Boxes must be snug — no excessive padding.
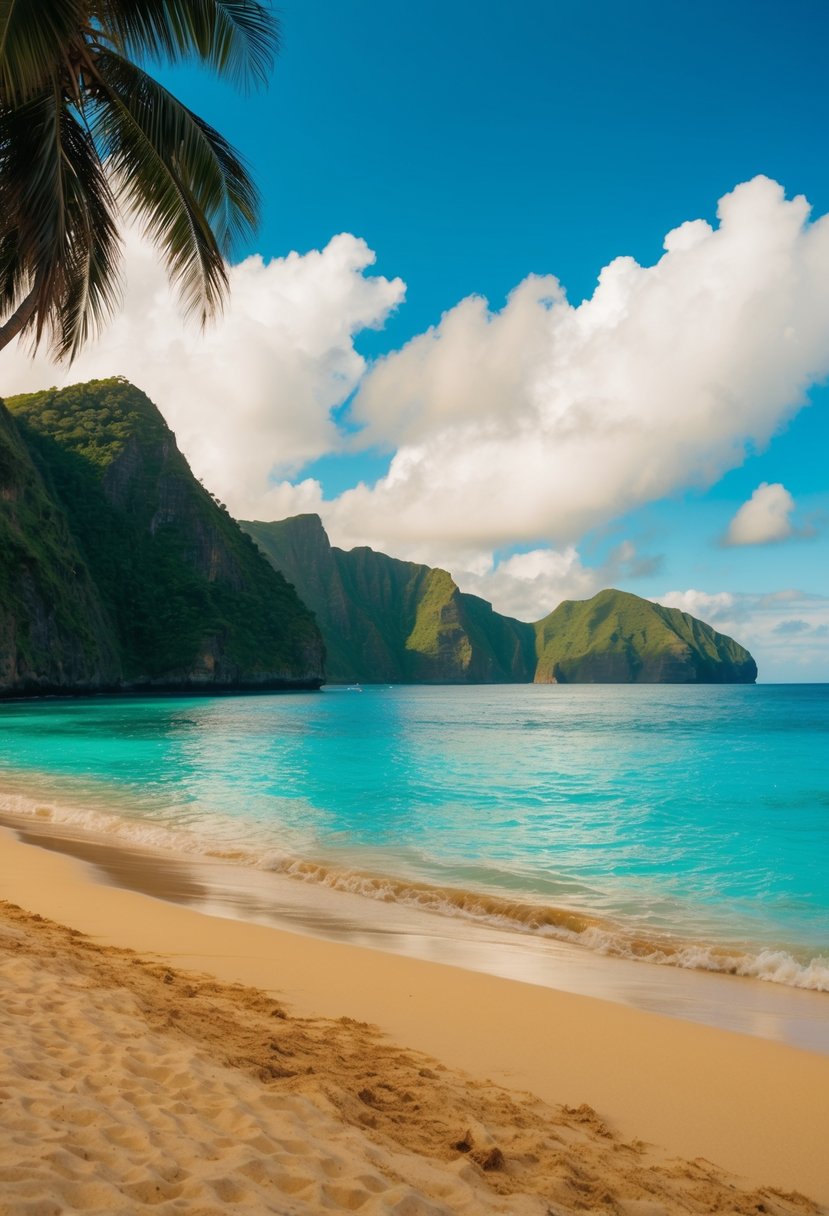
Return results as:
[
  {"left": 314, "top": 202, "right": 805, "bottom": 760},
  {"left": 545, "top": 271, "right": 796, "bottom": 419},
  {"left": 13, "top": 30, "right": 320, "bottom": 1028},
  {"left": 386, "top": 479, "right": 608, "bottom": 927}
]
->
[{"left": 7, "top": 811, "right": 829, "bottom": 1056}]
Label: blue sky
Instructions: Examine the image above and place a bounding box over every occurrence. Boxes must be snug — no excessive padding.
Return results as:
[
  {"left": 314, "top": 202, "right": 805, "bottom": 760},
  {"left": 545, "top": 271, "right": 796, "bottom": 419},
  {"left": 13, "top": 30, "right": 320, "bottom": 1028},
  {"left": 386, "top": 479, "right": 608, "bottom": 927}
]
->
[
  {"left": 172, "top": 0, "right": 829, "bottom": 678},
  {"left": 5, "top": 0, "right": 829, "bottom": 678},
  {"left": 170, "top": 0, "right": 829, "bottom": 321}
]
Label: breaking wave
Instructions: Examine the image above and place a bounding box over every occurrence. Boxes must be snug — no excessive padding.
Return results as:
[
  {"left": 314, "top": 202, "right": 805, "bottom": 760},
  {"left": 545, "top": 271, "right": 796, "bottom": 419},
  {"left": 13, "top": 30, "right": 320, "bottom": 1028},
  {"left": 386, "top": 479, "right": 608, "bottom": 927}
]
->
[
  {"left": 255, "top": 850, "right": 829, "bottom": 991},
  {"left": 2, "top": 786, "right": 827, "bottom": 993}
]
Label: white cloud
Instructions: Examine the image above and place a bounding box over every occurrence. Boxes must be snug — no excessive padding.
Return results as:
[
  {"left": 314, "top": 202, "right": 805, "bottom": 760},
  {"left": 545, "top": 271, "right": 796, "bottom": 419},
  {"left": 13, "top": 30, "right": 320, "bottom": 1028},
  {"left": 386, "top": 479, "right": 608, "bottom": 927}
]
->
[
  {"left": 3, "top": 176, "right": 829, "bottom": 596},
  {"left": 0, "top": 229, "right": 405, "bottom": 517},
  {"left": 455, "top": 539, "right": 662, "bottom": 621},
  {"left": 318, "top": 176, "right": 829, "bottom": 563},
  {"left": 251, "top": 477, "right": 326, "bottom": 523},
  {"left": 657, "top": 588, "right": 829, "bottom": 681},
  {"left": 458, "top": 546, "right": 600, "bottom": 620},
  {"left": 656, "top": 589, "right": 738, "bottom": 622},
  {"left": 725, "top": 481, "right": 799, "bottom": 545}
]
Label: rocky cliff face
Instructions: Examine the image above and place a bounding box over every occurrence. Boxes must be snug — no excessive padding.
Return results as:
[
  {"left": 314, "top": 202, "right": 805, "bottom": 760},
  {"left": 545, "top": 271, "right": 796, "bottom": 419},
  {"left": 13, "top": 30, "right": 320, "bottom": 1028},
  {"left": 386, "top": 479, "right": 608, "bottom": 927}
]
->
[
  {"left": 1, "top": 380, "right": 324, "bottom": 694},
  {"left": 242, "top": 515, "right": 535, "bottom": 684},
  {"left": 244, "top": 515, "right": 757, "bottom": 686}
]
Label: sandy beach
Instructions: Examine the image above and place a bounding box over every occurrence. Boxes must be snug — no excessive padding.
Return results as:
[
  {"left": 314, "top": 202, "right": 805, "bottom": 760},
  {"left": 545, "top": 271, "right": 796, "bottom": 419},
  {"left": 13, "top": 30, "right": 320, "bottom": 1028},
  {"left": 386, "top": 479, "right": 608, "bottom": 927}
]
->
[{"left": 1, "top": 821, "right": 828, "bottom": 1215}]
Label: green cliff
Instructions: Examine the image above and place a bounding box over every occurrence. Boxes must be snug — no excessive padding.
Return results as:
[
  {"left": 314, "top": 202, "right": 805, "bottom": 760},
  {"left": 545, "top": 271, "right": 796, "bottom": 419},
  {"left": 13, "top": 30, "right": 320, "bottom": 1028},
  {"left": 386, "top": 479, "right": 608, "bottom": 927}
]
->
[
  {"left": 242, "top": 515, "right": 536, "bottom": 683},
  {"left": 0, "top": 400, "right": 120, "bottom": 692},
  {"left": 244, "top": 515, "right": 757, "bottom": 685},
  {"left": 533, "top": 588, "right": 757, "bottom": 684},
  {"left": 0, "top": 380, "right": 324, "bottom": 694}
]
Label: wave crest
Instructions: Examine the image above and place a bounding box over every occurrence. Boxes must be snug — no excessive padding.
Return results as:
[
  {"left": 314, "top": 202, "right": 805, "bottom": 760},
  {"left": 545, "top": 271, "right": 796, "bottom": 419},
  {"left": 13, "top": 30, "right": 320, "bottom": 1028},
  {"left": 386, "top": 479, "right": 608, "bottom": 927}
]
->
[
  {"left": 256, "top": 851, "right": 829, "bottom": 992},
  {"left": 2, "top": 788, "right": 826, "bottom": 993}
]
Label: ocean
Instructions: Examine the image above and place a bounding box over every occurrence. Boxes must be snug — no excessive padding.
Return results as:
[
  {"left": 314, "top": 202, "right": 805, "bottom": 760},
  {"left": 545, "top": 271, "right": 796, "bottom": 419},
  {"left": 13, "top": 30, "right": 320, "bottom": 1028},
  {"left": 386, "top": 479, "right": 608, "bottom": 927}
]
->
[{"left": 1, "top": 683, "right": 827, "bottom": 997}]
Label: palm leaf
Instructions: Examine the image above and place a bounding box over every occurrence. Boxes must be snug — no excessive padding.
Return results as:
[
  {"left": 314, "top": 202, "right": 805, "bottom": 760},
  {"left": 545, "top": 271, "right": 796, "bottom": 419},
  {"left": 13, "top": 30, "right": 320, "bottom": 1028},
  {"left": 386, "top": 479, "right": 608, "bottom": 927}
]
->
[
  {"left": 53, "top": 106, "right": 123, "bottom": 358},
  {"left": 0, "top": 0, "right": 85, "bottom": 101},
  {"left": 0, "top": 0, "right": 279, "bottom": 358},
  {"left": 93, "top": 0, "right": 279, "bottom": 88},
  {"left": 91, "top": 51, "right": 260, "bottom": 321},
  {"left": 94, "top": 50, "right": 258, "bottom": 251},
  {"left": 0, "top": 90, "right": 121, "bottom": 356},
  {"left": 0, "top": 107, "right": 30, "bottom": 312}
]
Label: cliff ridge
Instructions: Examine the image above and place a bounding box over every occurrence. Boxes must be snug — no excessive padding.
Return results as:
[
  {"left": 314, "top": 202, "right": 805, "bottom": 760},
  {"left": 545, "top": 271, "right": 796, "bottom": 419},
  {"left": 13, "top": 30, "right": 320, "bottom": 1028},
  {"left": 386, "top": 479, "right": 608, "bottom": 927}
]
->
[{"left": 243, "top": 516, "right": 757, "bottom": 685}]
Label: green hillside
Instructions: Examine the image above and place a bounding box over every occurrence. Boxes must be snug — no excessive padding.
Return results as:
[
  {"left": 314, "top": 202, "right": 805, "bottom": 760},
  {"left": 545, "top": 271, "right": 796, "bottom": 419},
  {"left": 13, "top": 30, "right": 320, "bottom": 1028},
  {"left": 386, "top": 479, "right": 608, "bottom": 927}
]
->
[
  {"left": 1, "top": 380, "right": 324, "bottom": 694},
  {"left": 533, "top": 588, "right": 757, "bottom": 683},
  {"left": 243, "top": 515, "right": 755, "bottom": 684},
  {"left": 242, "top": 515, "right": 536, "bottom": 683},
  {"left": 0, "top": 401, "right": 120, "bottom": 692}
]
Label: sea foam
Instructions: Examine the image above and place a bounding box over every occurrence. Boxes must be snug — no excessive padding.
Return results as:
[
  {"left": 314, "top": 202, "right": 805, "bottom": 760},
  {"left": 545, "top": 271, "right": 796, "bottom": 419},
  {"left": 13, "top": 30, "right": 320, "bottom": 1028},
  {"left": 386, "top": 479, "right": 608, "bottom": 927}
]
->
[{"left": 4, "top": 786, "right": 824, "bottom": 993}]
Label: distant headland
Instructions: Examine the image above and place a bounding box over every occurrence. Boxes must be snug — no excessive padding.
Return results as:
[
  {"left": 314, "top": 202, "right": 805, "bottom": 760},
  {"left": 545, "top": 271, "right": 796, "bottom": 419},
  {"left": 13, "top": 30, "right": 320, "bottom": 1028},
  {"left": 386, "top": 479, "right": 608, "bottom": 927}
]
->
[{"left": 242, "top": 515, "right": 757, "bottom": 686}]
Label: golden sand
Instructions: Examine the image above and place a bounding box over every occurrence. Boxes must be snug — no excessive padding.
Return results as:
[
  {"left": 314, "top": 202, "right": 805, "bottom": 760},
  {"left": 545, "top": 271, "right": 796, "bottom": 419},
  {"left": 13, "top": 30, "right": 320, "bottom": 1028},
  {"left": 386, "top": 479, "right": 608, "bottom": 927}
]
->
[{"left": 1, "top": 824, "right": 828, "bottom": 1214}]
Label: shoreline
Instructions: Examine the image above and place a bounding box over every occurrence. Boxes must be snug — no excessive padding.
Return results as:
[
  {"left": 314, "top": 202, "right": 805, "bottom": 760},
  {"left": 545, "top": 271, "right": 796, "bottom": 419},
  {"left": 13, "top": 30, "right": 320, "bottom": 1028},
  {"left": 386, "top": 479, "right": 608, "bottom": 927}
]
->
[
  {"left": 2, "top": 795, "right": 828, "bottom": 1056},
  {"left": 2, "top": 822, "right": 829, "bottom": 1206},
  {"left": 1, "top": 768, "right": 826, "bottom": 1006},
  {"left": 5, "top": 808, "right": 829, "bottom": 1057}
]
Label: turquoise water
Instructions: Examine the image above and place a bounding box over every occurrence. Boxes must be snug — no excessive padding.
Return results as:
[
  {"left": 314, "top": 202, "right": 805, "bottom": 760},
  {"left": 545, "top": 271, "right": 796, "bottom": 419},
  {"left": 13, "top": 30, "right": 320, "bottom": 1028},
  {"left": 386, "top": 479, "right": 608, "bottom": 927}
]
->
[{"left": 0, "top": 684, "right": 827, "bottom": 989}]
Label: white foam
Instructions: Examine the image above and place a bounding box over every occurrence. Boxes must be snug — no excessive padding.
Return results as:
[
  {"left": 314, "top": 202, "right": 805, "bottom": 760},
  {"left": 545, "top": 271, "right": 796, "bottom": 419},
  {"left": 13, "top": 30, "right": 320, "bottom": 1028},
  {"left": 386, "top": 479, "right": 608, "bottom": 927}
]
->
[
  {"left": 2, "top": 788, "right": 827, "bottom": 994},
  {"left": 0, "top": 787, "right": 261, "bottom": 862},
  {"left": 256, "top": 847, "right": 829, "bottom": 991}
]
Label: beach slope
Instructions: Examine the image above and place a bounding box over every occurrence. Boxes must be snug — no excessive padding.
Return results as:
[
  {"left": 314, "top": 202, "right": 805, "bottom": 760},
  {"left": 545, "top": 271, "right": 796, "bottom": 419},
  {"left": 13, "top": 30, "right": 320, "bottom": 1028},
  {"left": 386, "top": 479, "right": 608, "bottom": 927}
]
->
[{"left": 1, "top": 826, "right": 827, "bottom": 1214}]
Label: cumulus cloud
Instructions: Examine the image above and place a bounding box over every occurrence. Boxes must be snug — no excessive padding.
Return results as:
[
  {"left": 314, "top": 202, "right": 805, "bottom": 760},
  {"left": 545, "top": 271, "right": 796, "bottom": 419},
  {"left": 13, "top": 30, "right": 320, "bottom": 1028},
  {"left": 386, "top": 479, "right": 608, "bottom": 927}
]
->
[
  {"left": 657, "top": 589, "right": 739, "bottom": 623},
  {"left": 456, "top": 539, "right": 662, "bottom": 621},
  {"left": 724, "top": 481, "right": 802, "bottom": 545},
  {"left": 458, "top": 546, "right": 600, "bottom": 620},
  {"left": 0, "top": 229, "right": 405, "bottom": 516},
  {"left": 3, "top": 176, "right": 829, "bottom": 592},
  {"left": 320, "top": 176, "right": 829, "bottom": 562}
]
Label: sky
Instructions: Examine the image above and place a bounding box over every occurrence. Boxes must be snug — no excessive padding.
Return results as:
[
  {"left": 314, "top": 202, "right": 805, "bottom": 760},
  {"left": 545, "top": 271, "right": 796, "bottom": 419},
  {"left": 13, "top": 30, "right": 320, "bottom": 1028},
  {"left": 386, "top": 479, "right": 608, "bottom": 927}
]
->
[{"left": 3, "top": 0, "right": 829, "bottom": 680}]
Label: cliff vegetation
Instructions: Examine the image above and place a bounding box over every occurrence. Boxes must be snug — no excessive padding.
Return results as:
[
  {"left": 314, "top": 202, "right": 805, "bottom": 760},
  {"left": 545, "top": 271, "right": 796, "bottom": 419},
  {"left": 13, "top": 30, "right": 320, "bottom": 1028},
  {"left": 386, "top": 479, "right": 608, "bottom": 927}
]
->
[
  {"left": 242, "top": 515, "right": 757, "bottom": 685},
  {"left": 0, "top": 380, "right": 324, "bottom": 694}
]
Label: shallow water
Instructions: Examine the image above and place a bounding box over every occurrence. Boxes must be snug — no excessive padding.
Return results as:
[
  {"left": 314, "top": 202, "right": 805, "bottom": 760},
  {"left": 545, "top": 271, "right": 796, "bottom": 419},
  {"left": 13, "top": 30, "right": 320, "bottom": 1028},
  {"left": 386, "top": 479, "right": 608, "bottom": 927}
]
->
[{"left": 0, "top": 684, "right": 827, "bottom": 992}]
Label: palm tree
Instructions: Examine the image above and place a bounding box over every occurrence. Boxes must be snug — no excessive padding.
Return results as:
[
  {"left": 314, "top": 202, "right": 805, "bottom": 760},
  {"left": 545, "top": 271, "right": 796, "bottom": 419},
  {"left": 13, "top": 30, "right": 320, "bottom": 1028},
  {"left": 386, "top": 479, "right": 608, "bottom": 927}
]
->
[{"left": 0, "top": 0, "right": 278, "bottom": 360}]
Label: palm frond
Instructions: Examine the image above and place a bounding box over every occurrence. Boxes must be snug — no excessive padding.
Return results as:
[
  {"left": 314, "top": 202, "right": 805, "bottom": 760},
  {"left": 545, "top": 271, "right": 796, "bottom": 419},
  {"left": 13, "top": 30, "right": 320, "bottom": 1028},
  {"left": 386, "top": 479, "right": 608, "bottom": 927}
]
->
[
  {"left": 91, "top": 52, "right": 256, "bottom": 322},
  {"left": 0, "top": 109, "right": 31, "bottom": 312},
  {"left": 0, "top": 90, "right": 71, "bottom": 324},
  {"left": 0, "top": 225, "right": 28, "bottom": 315},
  {"left": 94, "top": 51, "right": 258, "bottom": 253},
  {"left": 0, "top": 91, "right": 121, "bottom": 357},
  {"left": 93, "top": 0, "right": 279, "bottom": 88},
  {"left": 0, "top": 0, "right": 278, "bottom": 358},
  {"left": 0, "top": 0, "right": 85, "bottom": 101},
  {"left": 54, "top": 106, "right": 123, "bottom": 358}
]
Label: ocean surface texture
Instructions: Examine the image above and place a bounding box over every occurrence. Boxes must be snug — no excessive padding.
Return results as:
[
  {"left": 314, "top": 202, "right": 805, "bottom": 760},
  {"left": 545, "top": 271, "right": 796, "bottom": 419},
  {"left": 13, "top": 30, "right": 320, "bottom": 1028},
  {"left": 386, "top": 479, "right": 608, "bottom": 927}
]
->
[{"left": 0, "top": 685, "right": 826, "bottom": 991}]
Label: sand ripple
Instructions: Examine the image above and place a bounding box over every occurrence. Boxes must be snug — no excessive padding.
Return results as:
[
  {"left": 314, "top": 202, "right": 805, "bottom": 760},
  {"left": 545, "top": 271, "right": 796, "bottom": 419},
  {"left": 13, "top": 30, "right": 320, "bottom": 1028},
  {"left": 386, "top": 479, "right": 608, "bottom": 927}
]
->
[{"left": 0, "top": 902, "right": 818, "bottom": 1216}]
